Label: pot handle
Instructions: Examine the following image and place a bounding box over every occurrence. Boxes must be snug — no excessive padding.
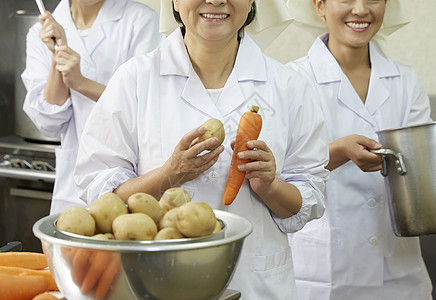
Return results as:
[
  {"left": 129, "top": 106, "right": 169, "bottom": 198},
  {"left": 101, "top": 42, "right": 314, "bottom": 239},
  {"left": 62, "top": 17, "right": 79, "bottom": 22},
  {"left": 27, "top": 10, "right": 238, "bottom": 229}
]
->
[{"left": 370, "top": 149, "right": 407, "bottom": 176}]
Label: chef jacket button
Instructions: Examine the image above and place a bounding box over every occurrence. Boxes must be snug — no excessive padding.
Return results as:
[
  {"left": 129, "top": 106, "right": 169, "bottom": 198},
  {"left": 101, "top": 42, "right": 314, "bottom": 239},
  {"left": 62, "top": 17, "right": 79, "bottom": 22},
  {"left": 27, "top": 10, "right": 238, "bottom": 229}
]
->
[
  {"left": 369, "top": 236, "right": 378, "bottom": 245},
  {"left": 364, "top": 123, "right": 372, "bottom": 131},
  {"left": 208, "top": 171, "right": 218, "bottom": 182},
  {"left": 367, "top": 198, "right": 377, "bottom": 207}
]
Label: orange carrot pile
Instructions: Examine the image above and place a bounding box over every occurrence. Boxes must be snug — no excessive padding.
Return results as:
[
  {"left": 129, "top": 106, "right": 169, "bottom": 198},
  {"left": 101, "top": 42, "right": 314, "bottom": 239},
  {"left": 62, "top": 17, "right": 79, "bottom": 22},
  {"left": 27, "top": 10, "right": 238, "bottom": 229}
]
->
[
  {"left": 223, "top": 105, "right": 262, "bottom": 205},
  {"left": 0, "top": 251, "right": 61, "bottom": 299}
]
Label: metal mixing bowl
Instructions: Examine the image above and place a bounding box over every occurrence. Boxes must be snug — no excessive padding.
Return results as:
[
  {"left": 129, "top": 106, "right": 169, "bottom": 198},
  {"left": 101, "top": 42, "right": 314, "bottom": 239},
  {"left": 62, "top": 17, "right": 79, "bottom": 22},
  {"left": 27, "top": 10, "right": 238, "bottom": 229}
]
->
[{"left": 33, "top": 210, "right": 252, "bottom": 300}]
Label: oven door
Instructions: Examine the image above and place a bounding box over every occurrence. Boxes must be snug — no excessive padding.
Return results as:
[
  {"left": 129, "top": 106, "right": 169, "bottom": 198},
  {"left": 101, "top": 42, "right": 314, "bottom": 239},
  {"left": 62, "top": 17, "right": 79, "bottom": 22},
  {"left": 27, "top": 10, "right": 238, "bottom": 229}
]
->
[{"left": 0, "top": 176, "right": 53, "bottom": 252}]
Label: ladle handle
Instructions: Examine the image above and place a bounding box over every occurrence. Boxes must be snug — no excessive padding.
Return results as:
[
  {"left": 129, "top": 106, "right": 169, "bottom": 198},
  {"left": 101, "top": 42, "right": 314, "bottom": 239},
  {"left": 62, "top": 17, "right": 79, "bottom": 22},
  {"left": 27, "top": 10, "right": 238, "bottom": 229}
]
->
[{"left": 370, "top": 149, "right": 407, "bottom": 176}]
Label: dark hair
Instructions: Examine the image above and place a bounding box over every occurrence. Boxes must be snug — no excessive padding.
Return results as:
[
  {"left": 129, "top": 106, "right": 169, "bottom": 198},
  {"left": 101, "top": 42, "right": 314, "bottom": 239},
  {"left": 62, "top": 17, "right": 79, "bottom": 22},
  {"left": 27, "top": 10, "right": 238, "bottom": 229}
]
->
[{"left": 172, "top": 2, "right": 257, "bottom": 36}]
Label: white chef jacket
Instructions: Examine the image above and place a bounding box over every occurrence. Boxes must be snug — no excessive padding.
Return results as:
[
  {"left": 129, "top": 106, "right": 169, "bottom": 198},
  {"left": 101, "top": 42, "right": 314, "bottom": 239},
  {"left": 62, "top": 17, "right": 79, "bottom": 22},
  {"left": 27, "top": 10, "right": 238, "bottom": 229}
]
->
[
  {"left": 287, "top": 34, "right": 433, "bottom": 300},
  {"left": 21, "top": 0, "right": 164, "bottom": 215},
  {"left": 74, "top": 28, "right": 330, "bottom": 299}
]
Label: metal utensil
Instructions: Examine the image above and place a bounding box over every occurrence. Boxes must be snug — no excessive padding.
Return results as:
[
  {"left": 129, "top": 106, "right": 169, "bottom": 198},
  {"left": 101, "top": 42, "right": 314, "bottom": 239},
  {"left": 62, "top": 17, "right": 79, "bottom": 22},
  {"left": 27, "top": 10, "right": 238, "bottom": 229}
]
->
[
  {"left": 0, "top": 241, "right": 22, "bottom": 252},
  {"left": 34, "top": 0, "right": 58, "bottom": 50}
]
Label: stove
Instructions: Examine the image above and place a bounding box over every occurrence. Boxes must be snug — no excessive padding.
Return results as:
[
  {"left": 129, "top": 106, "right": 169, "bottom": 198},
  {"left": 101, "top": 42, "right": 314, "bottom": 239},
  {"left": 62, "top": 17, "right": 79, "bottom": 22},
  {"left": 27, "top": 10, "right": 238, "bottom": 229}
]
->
[
  {"left": 0, "top": 135, "right": 57, "bottom": 252},
  {"left": 0, "top": 135, "right": 56, "bottom": 182}
]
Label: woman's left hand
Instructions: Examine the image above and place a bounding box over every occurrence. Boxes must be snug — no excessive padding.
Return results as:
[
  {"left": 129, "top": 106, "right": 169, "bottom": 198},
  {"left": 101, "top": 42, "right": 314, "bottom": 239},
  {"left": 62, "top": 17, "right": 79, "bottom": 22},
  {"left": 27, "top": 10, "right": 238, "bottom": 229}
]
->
[{"left": 233, "top": 140, "right": 276, "bottom": 195}]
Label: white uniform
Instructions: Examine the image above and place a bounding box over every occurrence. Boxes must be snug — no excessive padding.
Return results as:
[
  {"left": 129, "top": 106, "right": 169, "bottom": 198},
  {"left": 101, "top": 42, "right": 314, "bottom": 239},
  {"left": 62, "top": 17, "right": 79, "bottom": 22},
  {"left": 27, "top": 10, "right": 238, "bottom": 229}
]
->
[
  {"left": 75, "top": 29, "right": 330, "bottom": 299},
  {"left": 287, "top": 34, "right": 433, "bottom": 300},
  {"left": 22, "top": 0, "right": 164, "bottom": 214}
]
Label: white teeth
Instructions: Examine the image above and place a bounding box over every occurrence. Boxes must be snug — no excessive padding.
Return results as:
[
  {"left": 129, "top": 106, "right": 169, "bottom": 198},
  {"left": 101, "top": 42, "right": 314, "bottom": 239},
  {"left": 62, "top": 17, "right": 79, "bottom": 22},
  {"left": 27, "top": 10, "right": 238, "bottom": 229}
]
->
[
  {"left": 347, "top": 22, "right": 369, "bottom": 29},
  {"left": 202, "top": 13, "right": 228, "bottom": 19}
]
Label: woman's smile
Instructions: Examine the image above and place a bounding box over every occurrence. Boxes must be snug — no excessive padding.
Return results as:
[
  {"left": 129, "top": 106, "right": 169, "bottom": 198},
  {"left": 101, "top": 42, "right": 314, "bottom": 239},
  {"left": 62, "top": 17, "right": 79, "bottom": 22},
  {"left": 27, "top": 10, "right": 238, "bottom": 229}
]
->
[
  {"left": 345, "top": 21, "right": 370, "bottom": 31},
  {"left": 200, "top": 13, "right": 230, "bottom": 22}
]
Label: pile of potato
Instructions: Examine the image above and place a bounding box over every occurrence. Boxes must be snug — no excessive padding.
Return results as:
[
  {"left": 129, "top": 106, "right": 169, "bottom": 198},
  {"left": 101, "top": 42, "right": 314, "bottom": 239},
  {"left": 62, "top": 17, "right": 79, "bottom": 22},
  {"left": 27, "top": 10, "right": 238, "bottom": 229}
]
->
[{"left": 56, "top": 188, "right": 221, "bottom": 241}]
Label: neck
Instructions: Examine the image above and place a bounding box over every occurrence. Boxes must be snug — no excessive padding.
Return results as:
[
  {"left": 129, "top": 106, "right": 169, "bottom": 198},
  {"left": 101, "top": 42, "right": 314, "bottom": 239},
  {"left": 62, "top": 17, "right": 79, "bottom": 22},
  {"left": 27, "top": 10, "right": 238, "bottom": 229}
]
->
[
  {"left": 327, "top": 38, "right": 371, "bottom": 72},
  {"left": 70, "top": 0, "right": 105, "bottom": 30},
  {"left": 184, "top": 32, "right": 240, "bottom": 89}
]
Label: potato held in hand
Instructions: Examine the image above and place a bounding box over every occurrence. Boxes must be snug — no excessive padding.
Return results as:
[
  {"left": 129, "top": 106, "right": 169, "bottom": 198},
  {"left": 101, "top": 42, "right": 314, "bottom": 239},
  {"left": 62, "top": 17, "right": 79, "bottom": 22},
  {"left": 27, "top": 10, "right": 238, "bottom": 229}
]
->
[
  {"left": 90, "top": 193, "right": 128, "bottom": 233},
  {"left": 57, "top": 206, "right": 95, "bottom": 236},
  {"left": 198, "top": 118, "right": 225, "bottom": 150},
  {"left": 113, "top": 213, "right": 157, "bottom": 241},
  {"left": 176, "top": 202, "right": 217, "bottom": 238}
]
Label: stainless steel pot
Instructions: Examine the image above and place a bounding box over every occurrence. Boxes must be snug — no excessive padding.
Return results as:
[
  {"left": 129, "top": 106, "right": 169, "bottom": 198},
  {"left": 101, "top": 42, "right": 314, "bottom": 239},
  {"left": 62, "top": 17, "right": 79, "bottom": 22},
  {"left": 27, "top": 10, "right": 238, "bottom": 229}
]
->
[
  {"left": 14, "top": 10, "right": 60, "bottom": 143},
  {"left": 372, "top": 122, "right": 436, "bottom": 237}
]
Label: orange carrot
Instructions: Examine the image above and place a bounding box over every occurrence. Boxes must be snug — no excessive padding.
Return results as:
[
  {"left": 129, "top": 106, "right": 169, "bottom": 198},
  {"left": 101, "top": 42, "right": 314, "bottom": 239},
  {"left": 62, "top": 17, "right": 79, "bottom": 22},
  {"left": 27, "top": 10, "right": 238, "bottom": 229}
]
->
[
  {"left": 61, "top": 248, "right": 77, "bottom": 266},
  {"left": 0, "top": 266, "right": 58, "bottom": 291},
  {"left": 95, "top": 254, "right": 121, "bottom": 299},
  {"left": 32, "top": 292, "right": 60, "bottom": 300},
  {"left": 0, "top": 252, "right": 48, "bottom": 269},
  {"left": 71, "top": 249, "right": 91, "bottom": 287},
  {"left": 80, "top": 251, "right": 112, "bottom": 295},
  {"left": 0, "top": 273, "right": 49, "bottom": 300},
  {"left": 223, "top": 105, "right": 262, "bottom": 205}
]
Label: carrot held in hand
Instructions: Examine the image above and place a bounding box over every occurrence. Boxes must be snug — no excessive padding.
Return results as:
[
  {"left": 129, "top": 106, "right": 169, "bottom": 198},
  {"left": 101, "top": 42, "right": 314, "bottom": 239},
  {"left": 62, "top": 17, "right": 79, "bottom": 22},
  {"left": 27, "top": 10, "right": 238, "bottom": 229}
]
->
[{"left": 223, "top": 105, "right": 262, "bottom": 205}]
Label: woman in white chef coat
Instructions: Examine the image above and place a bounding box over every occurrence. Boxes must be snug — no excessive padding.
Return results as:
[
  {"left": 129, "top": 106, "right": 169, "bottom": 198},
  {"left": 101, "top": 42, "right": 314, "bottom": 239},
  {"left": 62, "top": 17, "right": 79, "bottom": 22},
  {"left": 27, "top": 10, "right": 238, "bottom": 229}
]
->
[
  {"left": 286, "top": 0, "right": 433, "bottom": 299},
  {"left": 21, "top": 0, "right": 164, "bottom": 215},
  {"left": 74, "top": 0, "right": 329, "bottom": 298}
]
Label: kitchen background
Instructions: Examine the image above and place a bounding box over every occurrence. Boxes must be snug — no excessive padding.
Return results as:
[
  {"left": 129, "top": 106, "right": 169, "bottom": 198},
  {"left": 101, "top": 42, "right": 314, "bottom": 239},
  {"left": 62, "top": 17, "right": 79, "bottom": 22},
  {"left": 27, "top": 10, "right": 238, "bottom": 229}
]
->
[{"left": 0, "top": 0, "right": 435, "bottom": 297}]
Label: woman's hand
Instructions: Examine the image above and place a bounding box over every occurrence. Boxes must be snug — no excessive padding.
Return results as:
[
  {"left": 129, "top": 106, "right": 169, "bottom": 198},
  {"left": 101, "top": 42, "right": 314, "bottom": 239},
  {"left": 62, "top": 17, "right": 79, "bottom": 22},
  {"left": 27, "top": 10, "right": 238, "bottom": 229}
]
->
[
  {"left": 38, "top": 11, "right": 66, "bottom": 53},
  {"left": 328, "top": 134, "right": 383, "bottom": 172},
  {"left": 232, "top": 139, "right": 277, "bottom": 195},
  {"left": 54, "top": 43, "right": 85, "bottom": 90},
  {"left": 162, "top": 126, "right": 225, "bottom": 186}
]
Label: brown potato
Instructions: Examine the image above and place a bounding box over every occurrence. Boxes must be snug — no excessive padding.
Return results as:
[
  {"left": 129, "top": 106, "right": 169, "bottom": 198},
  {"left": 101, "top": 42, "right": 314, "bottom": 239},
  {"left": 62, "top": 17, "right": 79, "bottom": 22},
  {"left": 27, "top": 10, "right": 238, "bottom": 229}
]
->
[
  {"left": 154, "top": 227, "right": 185, "bottom": 240},
  {"left": 159, "top": 188, "right": 191, "bottom": 215},
  {"left": 158, "top": 207, "right": 179, "bottom": 230},
  {"left": 89, "top": 193, "right": 128, "bottom": 233},
  {"left": 57, "top": 206, "right": 95, "bottom": 236},
  {"left": 92, "top": 233, "right": 115, "bottom": 240},
  {"left": 198, "top": 118, "right": 225, "bottom": 150},
  {"left": 112, "top": 213, "right": 157, "bottom": 241},
  {"left": 212, "top": 220, "right": 222, "bottom": 234},
  {"left": 127, "top": 192, "right": 162, "bottom": 224},
  {"left": 176, "top": 202, "right": 216, "bottom": 238}
]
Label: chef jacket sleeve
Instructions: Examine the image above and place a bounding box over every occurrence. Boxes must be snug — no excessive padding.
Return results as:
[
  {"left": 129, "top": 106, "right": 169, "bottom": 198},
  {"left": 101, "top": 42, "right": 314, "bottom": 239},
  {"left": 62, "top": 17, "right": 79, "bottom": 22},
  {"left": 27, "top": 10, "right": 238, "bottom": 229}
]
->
[
  {"left": 128, "top": 4, "right": 166, "bottom": 57},
  {"left": 74, "top": 60, "right": 139, "bottom": 205},
  {"left": 271, "top": 77, "right": 330, "bottom": 233},
  {"left": 21, "top": 24, "right": 72, "bottom": 138},
  {"left": 403, "top": 65, "right": 432, "bottom": 124}
]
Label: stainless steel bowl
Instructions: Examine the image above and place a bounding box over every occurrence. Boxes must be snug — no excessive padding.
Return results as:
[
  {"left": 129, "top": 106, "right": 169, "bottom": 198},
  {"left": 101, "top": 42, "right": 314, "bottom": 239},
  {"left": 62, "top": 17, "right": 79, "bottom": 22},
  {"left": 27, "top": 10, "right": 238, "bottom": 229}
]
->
[{"left": 33, "top": 210, "right": 252, "bottom": 300}]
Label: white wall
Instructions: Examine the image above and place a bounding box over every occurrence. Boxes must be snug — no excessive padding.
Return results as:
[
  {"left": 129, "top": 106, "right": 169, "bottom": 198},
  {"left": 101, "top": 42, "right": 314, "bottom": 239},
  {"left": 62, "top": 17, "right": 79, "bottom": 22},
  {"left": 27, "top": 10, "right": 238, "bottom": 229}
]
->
[{"left": 137, "top": 0, "right": 436, "bottom": 96}]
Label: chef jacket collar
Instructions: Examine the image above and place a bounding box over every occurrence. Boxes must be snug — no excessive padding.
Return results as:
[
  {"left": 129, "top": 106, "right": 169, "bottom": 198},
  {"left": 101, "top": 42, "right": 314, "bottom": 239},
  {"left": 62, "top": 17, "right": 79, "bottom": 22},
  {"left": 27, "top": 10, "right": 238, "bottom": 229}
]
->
[
  {"left": 160, "top": 28, "right": 267, "bottom": 83},
  {"left": 53, "top": 0, "right": 126, "bottom": 28},
  {"left": 308, "top": 33, "right": 400, "bottom": 85}
]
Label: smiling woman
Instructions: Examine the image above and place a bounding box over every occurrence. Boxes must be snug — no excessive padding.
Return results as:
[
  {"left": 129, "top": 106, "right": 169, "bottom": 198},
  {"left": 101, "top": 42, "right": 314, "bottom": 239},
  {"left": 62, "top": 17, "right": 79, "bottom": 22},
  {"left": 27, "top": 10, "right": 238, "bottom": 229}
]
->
[
  {"left": 286, "top": 0, "right": 434, "bottom": 299},
  {"left": 74, "top": 0, "right": 330, "bottom": 299}
]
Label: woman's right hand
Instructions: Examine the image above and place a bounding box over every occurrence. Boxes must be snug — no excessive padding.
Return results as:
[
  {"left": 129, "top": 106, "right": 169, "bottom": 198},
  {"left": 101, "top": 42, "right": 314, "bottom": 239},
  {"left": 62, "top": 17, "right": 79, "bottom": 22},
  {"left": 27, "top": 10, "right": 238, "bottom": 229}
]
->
[
  {"left": 38, "top": 11, "right": 66, "bottom": 53},
  {"left": 162, "top": 126, "right": 225, "bottom": 186},
  {"left": 327, "top": 134, "right": 383, "bottom": 172}
]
